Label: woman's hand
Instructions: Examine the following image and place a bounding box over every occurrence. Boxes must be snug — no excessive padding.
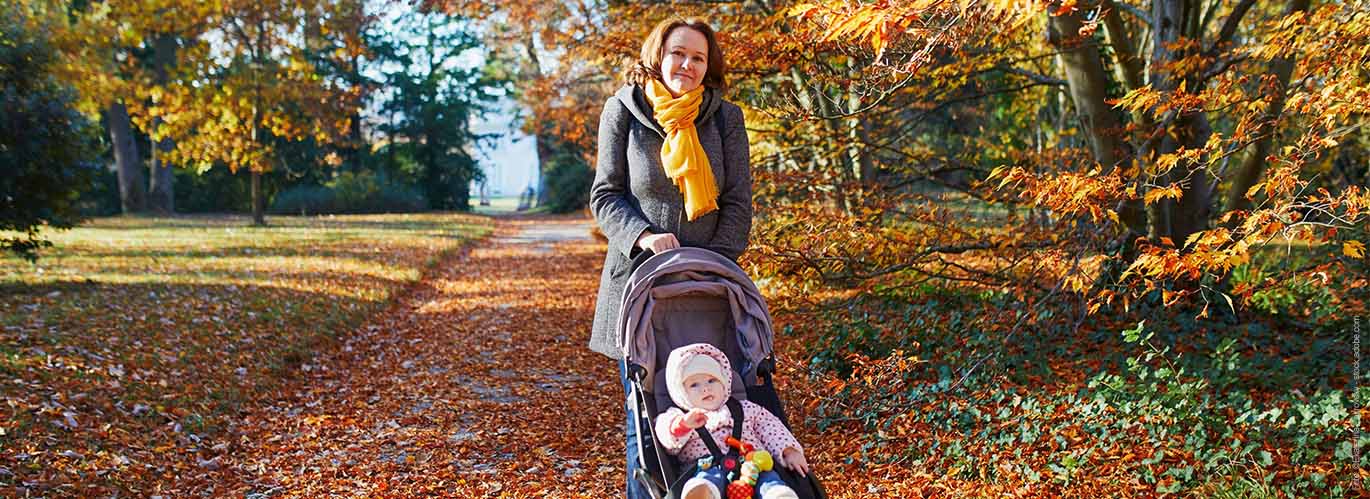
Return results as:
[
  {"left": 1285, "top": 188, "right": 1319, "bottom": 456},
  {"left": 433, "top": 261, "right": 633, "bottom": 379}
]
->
[
  {"left": 636, "top": 231, "right": 680, "bottom": 253},
  {"left": 780, "top": 447, "right": 809, "bottom": 477},
  {"left": 680, "top": 408, "right": 709, "bottom": 429}
]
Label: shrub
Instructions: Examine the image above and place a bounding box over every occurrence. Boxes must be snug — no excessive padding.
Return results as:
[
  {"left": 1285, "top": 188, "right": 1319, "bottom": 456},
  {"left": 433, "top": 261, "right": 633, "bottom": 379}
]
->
[
  {"left": 175, "top": 166, "right": 255, "bottom": 213},
  {"left": 269, "top": 185, "right": 337, "bottom": 215},
  {"left": 1, "top": 6, "right": 101, "bottom": 261},
  {"left": 542, "top": 153, "right": 592, "bottom": 214},
  {"left": 78, "top": 168, "right": 123, "bottom": 217},
  {"left": 269, "top": 171, "right": 426, "bottom": 215}
]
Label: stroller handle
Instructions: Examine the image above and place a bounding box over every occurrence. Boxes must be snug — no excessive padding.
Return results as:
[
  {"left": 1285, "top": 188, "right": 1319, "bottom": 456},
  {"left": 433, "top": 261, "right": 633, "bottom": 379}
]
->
[
  {"left": 628, "top": 244, "right": 735, "bottom": 276},
  {"left": 627, "top": 247, "right": 657, "bottom": 276}
]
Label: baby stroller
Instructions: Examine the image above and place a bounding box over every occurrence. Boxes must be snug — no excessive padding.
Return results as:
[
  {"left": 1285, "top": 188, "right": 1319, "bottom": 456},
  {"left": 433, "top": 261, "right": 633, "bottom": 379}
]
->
[{"left": 618, "top": 247, "right": 827, "bottom": 499}]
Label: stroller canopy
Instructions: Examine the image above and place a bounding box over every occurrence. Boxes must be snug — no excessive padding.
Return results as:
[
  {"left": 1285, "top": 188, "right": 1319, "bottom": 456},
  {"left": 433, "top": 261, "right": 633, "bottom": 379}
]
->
[{"left": 617, "top": 247, "right": 775, "bottom": 389}]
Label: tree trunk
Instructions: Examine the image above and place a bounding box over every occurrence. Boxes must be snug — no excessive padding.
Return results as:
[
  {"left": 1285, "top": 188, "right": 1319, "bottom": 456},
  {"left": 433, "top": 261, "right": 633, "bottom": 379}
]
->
[
  {"left": 107, "top": 101, "right": 146, "bottom": 214},
  {"left": 1223, "top": 0, "right": 1311, "bottom": 218},
  {"left": 251, "top": 19, "right": 267, "bottom": 227},
  {"left": 1149, "top": 0, "right": 1214, "bottom": 248},
  {"left": 1048, "top": 13, "right": 1128, "bottom": 171},
  {"left": 1048, "top": 11, "right": 1146, "bottom": 239},
  {"left": 251, "top": 170, "right": 265, "bottom": 225},
  {"left": 345, "top": 1, "right": 365, "bottom": 172},
  {"left": 847, "top": 69, "right": 875, "bottom": 194},
  {"left": 347, "top": 106, "right": 363, "bottom": 173},
  {"left": 147, "top": 33, "right": 177, "bottom": 214},
  {"left": 148, "top": 144, "right": 175, "bottom": 214},
  {"left": 534, "top": 131, "right": 552, "bottom": 206},
  {"left": 1102, "top": 0, "right": 1152, "bottom": 128},
  {"left": 788, "top": 66, "right": 847, "bottom": 213},
  {"left": 519, "top": 33, "right": 552, "bottom": 207}
]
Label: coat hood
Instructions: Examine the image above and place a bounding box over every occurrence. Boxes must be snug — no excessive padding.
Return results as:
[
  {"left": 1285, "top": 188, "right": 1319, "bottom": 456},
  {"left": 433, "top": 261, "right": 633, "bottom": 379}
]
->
[
  {"left": 614, "top": 83, "right": 723, "bottom": 139},
  {"left": 664, "top": 343, "right": 733, "bottom": 411}
]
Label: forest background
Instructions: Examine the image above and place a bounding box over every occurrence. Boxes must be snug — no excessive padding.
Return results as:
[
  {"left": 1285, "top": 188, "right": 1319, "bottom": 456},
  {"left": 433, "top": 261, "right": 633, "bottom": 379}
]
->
[{"left": 4, "top": 0, "right": 1368, "bottom": 497}]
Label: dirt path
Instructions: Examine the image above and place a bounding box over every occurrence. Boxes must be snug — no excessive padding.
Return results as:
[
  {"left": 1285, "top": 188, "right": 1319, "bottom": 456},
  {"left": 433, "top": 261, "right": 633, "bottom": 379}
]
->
[{"left": 224, "top": 216, "right": 624, "bottom": 498}]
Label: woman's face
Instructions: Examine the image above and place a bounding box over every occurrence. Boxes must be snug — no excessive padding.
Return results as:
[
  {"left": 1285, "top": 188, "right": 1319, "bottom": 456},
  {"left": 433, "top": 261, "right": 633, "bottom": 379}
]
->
[{"left": 660, "top": 27, "right": 709, "bottom": 96}]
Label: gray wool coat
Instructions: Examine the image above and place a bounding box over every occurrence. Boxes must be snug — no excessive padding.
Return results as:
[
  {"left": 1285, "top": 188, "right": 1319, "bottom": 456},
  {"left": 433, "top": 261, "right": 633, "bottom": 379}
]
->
[{"left": 588, "top": 83, "right": 753, "bottom": 359}]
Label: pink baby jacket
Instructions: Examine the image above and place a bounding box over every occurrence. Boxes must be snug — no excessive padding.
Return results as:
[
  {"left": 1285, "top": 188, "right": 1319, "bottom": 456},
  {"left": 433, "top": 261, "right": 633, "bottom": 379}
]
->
[{"left": 654, "top": 343, "right": 803, "bottom": 462}]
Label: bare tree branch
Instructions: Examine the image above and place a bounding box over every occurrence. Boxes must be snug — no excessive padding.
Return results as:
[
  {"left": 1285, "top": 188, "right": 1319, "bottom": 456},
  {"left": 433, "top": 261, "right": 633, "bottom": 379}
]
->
[
  {"left": 999, "top": 66, "right": 1068, "bottom": 87},
  {"left": 1115, "top": 1, "right": 1151, "bottom": 26},
  {"left": 1212, "top": 0, "right": 1259, "bottom": 52}
]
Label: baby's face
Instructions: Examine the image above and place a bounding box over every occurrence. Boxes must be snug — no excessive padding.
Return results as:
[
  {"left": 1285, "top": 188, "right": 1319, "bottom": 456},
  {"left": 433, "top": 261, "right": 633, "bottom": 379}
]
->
[{"left": 683, "top": 373, "right": 726, "bottom": 411}]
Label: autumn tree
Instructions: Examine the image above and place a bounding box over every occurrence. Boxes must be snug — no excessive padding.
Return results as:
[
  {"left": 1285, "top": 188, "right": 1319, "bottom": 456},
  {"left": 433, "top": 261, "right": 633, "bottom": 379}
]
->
[
  {"left": 432, "top": 0, "right": 1366, "bottom": 318},
  {"left": 751, "top": 1, "right": 1367, "bottom": 319},
  {"left": 433, "top": 1, "right": 800, "bottom": 212},
  {"left": 146, "top": 0, "right": 364, "bottom": 225},
  {"left": 56, "top": 0, "right": 218, "bottom": 214}
]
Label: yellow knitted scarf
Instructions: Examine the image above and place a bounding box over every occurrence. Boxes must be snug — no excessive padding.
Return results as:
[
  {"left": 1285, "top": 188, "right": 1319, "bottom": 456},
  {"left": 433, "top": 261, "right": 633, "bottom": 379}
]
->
[{"left": 645, "top": 79, "right": 718, "bottom": 221}]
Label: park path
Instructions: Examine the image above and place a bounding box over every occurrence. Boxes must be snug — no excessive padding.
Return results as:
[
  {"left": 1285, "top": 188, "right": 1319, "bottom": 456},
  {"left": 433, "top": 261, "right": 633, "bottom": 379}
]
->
[{"left": 224, "top": 215, "right": 625, "bottom": 498}]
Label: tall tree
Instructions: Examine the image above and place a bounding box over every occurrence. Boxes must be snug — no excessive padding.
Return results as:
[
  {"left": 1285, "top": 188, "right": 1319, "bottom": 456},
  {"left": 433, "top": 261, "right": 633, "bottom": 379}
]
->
[
  {"left": 373, "top": 8, "right": 497, "bottom": 210},
  {"left": 146, "top": 33, "right": 178, "bottom": 213},
  {"left": 56, "top": 0, "right": 220, "bottom": 215},
  {"left": 106, "top": 100, "right": 146, "bottom": 213},
  {"left": 144, "top": 32, "right": 178, "bottom": 212},
  {"left": 148, "top": 0, "right": 364, "bottom": 225}
]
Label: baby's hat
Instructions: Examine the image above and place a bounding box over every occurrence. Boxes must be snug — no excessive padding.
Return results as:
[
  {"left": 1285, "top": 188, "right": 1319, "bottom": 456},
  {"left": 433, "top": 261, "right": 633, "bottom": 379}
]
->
[{"left": 664, "top": 343, "right": 733, "bottom": 410}]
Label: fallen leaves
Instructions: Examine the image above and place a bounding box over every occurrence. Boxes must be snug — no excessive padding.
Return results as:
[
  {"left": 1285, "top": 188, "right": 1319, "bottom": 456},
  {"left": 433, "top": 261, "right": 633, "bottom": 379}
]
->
[
  {"left": 0, "top": 213, "right": 488, "bottom": 497},
  {"left": 209, "top": 216, "right": 624, "bottom": 498}
]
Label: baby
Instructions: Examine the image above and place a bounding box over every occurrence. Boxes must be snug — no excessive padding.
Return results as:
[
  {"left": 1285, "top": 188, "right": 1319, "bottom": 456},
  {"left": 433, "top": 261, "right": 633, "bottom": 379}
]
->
[{"left": 655, "top": 343, "right": 810, "bottom": 499}]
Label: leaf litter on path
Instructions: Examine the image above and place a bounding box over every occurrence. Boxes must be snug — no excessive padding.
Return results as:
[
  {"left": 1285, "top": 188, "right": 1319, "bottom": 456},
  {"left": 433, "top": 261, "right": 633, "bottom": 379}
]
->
[{"left": 221, "top": 216, "right": 623, "bottom": 498}]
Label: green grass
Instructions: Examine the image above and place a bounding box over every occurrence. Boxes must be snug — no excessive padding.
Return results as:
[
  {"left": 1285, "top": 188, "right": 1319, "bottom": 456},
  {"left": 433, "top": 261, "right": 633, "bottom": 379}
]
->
[{"left": 0, "top": 213, "right": 491, "bottom": 496}]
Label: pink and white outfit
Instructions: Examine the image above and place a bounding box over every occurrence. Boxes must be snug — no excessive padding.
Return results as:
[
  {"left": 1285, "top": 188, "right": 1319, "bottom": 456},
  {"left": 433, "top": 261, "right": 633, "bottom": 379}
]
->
[{"left": 654, "top": 343, "right": 802, "bottom": 462}]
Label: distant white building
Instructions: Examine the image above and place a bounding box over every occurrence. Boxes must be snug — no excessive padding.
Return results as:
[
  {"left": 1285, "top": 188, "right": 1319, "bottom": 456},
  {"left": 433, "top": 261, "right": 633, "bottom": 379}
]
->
[{"left": 471, "top": 95, "right": 540, "bottom": 198}]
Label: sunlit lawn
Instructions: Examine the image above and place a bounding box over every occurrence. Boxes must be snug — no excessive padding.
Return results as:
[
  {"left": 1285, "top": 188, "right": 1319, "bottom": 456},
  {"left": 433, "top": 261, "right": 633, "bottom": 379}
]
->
[{"left": 0, "top": 213, "right": 490, "bottom": 496}]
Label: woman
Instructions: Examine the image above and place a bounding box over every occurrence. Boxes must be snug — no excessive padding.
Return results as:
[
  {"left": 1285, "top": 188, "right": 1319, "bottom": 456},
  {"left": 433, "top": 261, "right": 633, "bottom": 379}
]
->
[{"left": 588, "top": 17, "right": 753, "bottom": 498}]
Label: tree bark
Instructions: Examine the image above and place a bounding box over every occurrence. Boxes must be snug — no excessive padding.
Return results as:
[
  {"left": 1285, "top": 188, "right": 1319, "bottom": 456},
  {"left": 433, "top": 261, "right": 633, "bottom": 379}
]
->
[
  {"left": 1149, "top": 0, "right": 1214, "bottom": 248},
  {"left": 519, "top": 33, "right": 552, "bottom": 207},
  {"left": 1102, "top": 0, "right": 1151, "bottom": 130},
  {"left": 251, "top": 17, "right": 267, "bottom": 226},
  {"left": 1223, "top": 0, "right": 1311, "bottom": 218},
  {"left": 107, "top": 101, "right": 146, "bottom": 214},
  {"left": 148, "top": 144, "right": 175, "bottom": 214},
  {"left": 1048, "top": 13, "right": 1127, "bottom": 170},
  {"left": 251, "top": 170, "right": 265, "bottom": 225},
  {"left": 847, "top": 68, "right": 875, "bottom": 192},
  {"left": 147, "top": 33, "right": 177, "bottom": 214},
  {"left": 1048, "top": 10, "right": 1146, "bottom": 238},
  {"left": 346, "top": 1, "right": 365, "bottom": 173},
  {"left": 347, "top": 104, "right": 363, "bottom": 172}
]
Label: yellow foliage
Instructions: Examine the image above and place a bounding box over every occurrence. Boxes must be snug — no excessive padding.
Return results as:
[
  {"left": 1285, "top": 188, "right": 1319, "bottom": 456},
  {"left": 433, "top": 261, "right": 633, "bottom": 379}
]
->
[
  {"left": 1144, "top": 184, "right": 1184, "bottom": 206},
  {"left": 1345, "top": 240, "right": 1366, "bottom": 259}
]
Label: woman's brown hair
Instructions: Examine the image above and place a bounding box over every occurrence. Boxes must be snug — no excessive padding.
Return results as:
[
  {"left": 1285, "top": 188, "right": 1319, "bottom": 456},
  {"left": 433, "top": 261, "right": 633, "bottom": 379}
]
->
[{"left": 623, "top": 18, "right": 727, "bottom": 90}]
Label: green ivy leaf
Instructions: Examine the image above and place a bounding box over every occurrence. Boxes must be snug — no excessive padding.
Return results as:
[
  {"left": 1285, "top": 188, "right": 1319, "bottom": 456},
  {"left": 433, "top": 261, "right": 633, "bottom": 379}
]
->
[{"left": 1258, "top": 450, "right": 1273, "bottom": 466}]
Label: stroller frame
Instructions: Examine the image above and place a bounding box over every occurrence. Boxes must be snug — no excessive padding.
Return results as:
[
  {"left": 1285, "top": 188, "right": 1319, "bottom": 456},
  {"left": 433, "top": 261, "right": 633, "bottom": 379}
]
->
[{"left": 617, "top": 247, "right": 826, "bottom": 499}]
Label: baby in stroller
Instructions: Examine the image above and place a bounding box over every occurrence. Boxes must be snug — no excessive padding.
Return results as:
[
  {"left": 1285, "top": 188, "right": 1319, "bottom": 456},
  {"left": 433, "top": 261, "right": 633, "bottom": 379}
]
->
[{"left": 656, "top": 342, "right": 809, "bottom": 499}]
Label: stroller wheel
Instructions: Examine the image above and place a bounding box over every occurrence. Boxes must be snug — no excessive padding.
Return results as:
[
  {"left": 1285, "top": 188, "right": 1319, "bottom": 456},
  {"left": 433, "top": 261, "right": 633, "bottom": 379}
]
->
[{"left": 634, "top": 467, "right": 666, "bottom": 499}]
